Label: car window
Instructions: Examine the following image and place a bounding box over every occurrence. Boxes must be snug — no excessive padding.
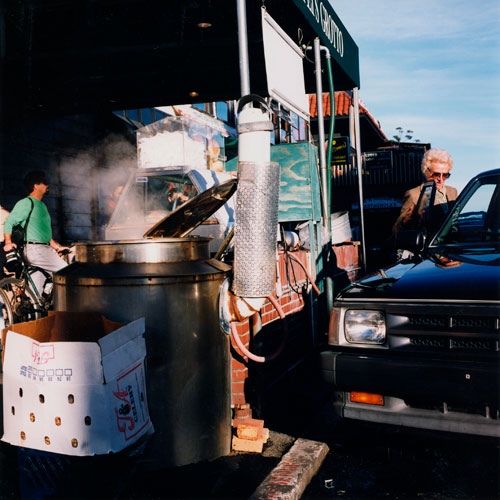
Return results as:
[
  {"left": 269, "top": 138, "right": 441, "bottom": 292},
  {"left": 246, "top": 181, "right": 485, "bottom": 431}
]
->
[{"left": 434, "top": 176, "right": 500, "bottom": 245}]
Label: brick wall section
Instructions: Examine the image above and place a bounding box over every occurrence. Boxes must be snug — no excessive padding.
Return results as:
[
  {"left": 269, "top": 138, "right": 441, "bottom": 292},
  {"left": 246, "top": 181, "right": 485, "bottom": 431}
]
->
[
  {"left": 230, "top": 244, "right": 360, "bottom": 418},
  {"left": 230, "top": 250, "right": 310, "bottom": 418},
  {"left": 231, "top": 318, "right": 251, "bottom": 417}
]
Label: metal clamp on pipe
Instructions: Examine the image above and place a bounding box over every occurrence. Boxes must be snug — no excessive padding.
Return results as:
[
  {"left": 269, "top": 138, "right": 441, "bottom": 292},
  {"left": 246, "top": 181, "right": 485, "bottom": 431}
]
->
[{"left": 238, "top": 121, "right": 274, "bottom": 134}]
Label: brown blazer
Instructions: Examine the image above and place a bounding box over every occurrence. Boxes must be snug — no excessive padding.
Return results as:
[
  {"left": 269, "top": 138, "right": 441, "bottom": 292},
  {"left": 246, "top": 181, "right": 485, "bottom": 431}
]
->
[{"left": 393, "top": 184, "right": 458, "bottom": 234}]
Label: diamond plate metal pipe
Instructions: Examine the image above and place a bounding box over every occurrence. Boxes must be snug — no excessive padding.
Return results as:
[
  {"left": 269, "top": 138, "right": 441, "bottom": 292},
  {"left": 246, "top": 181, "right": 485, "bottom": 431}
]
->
[{"left": 232, "top": 161, "right": 280, "bottom": 297}]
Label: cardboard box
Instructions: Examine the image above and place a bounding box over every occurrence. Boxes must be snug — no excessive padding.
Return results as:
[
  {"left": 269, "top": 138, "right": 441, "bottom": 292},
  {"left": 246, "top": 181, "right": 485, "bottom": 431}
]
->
[{"left": 1, "top": 311, "right": 153, "bottom": 456}]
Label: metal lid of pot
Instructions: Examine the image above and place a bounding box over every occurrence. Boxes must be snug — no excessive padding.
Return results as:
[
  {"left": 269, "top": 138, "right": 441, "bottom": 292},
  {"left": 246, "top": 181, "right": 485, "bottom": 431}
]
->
[
  {"left": 73, "top": 238, "right": 212, "bottom": 264},
  {"left": 143, "top": 177, "right": 237, "bottom": 239}
]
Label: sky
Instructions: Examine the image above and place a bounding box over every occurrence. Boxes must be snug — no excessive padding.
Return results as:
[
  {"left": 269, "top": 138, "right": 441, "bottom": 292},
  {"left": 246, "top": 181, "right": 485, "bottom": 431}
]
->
[{"left": 330, "top": 0, "right": 500, "bottom": 193}]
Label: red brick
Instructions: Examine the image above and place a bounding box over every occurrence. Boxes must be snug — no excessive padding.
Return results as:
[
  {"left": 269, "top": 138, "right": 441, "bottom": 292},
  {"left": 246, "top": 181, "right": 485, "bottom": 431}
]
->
[
  {"left": 233, "top": 404, "right": 252, "bottom": 420},
  {"left": 262, "top": 303, "right": 273, "bottom": 314},
  {"left": 233, "top": 417, "right": 264, "bottom": 429},
  {"left": 232, "top": 435, "right": 264, "bottom": 453},
  {"left": 234, "top": 321, "right": 250, "bottom": 335},
  {"left": 232, "top": 380, "right": 245, "bottom": 394},
  {"left": 232, "top": 393, "right": 247, "bottom": 405},
  {"left": 232, "top": 368, "right": 248, "bottom": 381},
  {"left": 280, "top": 294, "right": 291, "bottom": 305},
  {"left": 232, "top": 358, "right": 247, "bottom": 370},
  {"left": 235, "top": 418, "right": 265, "bottom": 441},
  {"left": 292, "top": 303, "right": 304, "bottom": 314},
  {"left": 261, "top": 312, "right": 272, "bottom": 324},
  {"left": 262, "top": 310, "right": 279, "bottom": 325},
  {"left": 234, "top": 403, "right": 250, "bottom": 411}
]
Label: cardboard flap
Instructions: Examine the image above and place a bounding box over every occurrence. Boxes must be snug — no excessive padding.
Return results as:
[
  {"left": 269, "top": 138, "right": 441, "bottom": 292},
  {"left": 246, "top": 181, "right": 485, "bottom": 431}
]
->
[
  {"left": 102, "top": 336, "right": 147, "bottom": 382},
  {"left": 3, "top": 331, "right": 104, "bottom": 385},
  {"left": 2, "top": 311, "right": 124, "bottom": 346},
  {"left": 98, "top": 318, "right": 145, "bottom": 357}
]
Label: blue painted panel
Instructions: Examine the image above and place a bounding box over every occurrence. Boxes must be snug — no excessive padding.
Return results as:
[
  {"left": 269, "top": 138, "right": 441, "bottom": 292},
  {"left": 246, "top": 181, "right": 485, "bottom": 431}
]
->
[
  {"left": 272, "top": 142, "right": 321, "bottom": 222},
  {"left": 225, "top": 142, "right": 321, "bottom": 222}
]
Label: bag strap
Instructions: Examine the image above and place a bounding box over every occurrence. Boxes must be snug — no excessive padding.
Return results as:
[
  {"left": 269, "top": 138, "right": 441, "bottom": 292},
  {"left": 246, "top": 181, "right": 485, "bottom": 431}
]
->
[{"left": 23, "top": 197, "right": 35, "bottom": 243}]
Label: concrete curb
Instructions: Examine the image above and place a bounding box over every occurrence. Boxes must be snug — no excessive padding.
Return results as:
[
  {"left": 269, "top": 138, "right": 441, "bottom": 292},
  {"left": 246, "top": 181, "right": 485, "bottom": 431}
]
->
[{"left": 249, "top": 438, "right": 329, "bottom": 500}]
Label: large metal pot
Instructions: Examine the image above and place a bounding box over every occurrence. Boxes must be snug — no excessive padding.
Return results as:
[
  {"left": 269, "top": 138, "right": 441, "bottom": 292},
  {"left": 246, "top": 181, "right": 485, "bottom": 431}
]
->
[{"left": 54, "top": 238, "right": 231, "bottom": 467}]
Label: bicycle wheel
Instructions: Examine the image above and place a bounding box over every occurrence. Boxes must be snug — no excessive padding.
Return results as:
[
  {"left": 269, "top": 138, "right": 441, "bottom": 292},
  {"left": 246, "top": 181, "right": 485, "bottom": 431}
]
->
[{"left": 0, "top": 277, "right": 43, "bottom": 326}]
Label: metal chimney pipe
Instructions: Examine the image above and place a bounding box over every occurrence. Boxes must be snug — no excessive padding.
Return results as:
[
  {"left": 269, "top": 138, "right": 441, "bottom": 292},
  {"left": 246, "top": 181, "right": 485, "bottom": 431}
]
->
[
  {"left": 236, "top": 0, "right": 251, "bottom": 96},
  {"left": 232, "top": 96, "right": 279, "bottom": 298}
]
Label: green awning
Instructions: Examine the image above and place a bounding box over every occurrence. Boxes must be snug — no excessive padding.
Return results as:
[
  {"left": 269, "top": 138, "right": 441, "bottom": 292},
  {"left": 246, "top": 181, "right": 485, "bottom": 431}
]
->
[
  {"left": 1, "top": 0, "right": 360, "bottom": 119},
  {"left": 291, "top": 0, "right": 360, "bottom": 88}
]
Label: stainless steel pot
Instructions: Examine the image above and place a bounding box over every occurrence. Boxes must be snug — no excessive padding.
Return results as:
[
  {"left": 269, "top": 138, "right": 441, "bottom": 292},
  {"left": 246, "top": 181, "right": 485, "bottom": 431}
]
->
[{"left": 54, "top": 238, "right": 231, "bottom": 467}]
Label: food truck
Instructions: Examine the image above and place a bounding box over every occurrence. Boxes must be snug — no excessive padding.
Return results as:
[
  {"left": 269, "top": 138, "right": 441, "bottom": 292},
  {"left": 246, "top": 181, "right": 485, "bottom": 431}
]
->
[{"left": 1, "top": 0, "right": 363, "bottom": 470}]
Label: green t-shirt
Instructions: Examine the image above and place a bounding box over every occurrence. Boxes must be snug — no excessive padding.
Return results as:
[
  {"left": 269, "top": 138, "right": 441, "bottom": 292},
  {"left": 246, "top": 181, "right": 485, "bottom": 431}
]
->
[{"left": 4, "top": 196, "right": 52, "bottom": 243}]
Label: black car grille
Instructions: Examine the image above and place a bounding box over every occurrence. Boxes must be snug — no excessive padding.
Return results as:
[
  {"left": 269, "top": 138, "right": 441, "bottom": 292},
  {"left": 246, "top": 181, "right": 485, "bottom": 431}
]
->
[
  {"left": 408, "top": 336, "right": 496, "bottom": 351},
  {"left": 409, "top": 336, "right": 449, "bottom": 348},
  {"left": 406, "top": 314, "right": 499, "bottom": 332},
  {"left": 407, "top": 315, "right": 449, "bottom": 328},
  {"left": 389, "top": 312, "right": 500, "bottom": 353},
  {"left": 450, "top": 338, "right": 496, "bottom": 350}
]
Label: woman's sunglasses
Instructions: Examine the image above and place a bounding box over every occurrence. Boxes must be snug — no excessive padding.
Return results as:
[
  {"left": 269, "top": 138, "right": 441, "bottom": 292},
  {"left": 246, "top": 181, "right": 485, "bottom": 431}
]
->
[{"left": 430, "top": 171, "right": 451, "bottom": 180}]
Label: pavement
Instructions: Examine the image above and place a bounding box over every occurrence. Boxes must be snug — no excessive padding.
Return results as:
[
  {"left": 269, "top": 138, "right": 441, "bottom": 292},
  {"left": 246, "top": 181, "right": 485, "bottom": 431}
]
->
[
  {"left": 0, "top": 430, "right": 329, "bottom": 500},
  {"left": 0, "top": 347, "right": 332, "bottom": 499}
]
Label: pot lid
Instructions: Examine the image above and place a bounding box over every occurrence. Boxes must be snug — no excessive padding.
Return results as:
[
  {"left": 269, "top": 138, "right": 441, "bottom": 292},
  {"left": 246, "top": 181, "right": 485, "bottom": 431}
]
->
[{"left": 143, "top": 178, "right": 237, "bottom": 239}]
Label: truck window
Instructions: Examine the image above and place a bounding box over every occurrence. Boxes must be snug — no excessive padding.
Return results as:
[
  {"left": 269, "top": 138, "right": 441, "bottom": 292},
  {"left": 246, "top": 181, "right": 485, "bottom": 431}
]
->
[{"left": 436, "top": 178, "right": 500, "bottom": 245}]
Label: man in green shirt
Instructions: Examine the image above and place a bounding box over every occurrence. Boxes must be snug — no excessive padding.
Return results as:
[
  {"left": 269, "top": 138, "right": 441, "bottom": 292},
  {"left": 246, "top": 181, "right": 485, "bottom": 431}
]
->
[{"left": 3, "top": 171, "right": 70, "bottom": 295}]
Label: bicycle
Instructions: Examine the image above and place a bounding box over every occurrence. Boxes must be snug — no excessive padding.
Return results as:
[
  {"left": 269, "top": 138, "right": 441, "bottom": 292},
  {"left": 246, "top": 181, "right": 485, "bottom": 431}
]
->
[{"left": 0, "top": 248, "right": 54, "bottom": 328}]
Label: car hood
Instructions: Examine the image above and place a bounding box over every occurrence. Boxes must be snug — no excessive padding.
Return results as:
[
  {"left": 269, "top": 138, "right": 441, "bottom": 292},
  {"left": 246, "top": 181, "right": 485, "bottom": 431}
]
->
[{"left": 342, "top": 245, "right": 500, "bottom": 302}]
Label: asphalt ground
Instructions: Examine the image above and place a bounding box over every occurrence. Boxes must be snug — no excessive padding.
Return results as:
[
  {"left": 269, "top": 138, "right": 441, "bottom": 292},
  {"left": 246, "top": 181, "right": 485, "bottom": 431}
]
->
[
  {"left": 302, "top": 419, "right": 500, "bottom": 500},
  {"left": 0, "top": 430, "right": 302, "bottom": 500}
]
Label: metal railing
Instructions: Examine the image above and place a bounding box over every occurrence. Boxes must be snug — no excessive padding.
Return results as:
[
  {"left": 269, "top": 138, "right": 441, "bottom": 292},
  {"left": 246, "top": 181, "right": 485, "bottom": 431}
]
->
[{"left": 332, "top": 150, "right": 424, "bottom": 188}]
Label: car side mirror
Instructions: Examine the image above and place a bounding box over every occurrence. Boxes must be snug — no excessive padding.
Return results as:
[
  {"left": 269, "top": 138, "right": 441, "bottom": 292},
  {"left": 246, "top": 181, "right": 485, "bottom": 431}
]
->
[
  {"left": 395, "top": 229, "right": 425, "bottom": 254},
  {"left": 409, "top": 180, "right": 436, "bottom": 232}
]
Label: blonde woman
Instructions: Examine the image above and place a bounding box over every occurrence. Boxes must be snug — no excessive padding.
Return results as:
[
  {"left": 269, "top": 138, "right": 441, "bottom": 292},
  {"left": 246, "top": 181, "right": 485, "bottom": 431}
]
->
[{"left": 393, "top": 148, "right": 458, "bottom": 234}]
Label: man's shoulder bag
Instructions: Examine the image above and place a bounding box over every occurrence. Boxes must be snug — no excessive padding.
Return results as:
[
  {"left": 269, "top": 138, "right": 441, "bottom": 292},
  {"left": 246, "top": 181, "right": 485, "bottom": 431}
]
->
[{"left": 11, "top": 197, "right": 35, "bottom": 249}]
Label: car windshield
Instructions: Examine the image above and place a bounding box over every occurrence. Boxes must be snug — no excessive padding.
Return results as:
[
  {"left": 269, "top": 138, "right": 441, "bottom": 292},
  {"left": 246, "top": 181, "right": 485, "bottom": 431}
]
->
[{"left": 432, "top": 173, "right": 500, "bottom": 246}]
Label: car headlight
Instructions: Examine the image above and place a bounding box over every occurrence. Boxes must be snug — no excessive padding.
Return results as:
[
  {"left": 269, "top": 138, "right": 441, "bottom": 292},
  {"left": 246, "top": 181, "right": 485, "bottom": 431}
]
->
[{"left": 344, "top": 310, "right": 386, "bottom": 344}]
